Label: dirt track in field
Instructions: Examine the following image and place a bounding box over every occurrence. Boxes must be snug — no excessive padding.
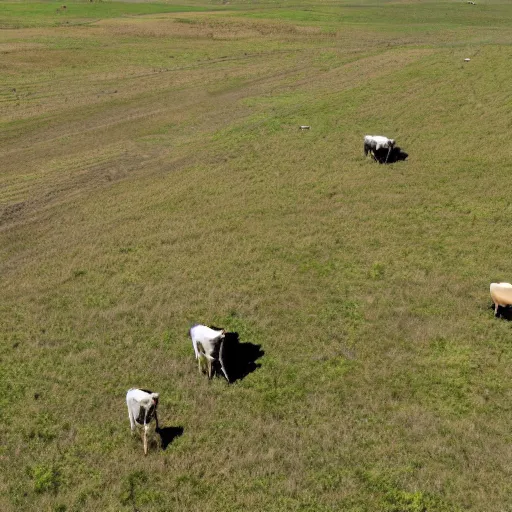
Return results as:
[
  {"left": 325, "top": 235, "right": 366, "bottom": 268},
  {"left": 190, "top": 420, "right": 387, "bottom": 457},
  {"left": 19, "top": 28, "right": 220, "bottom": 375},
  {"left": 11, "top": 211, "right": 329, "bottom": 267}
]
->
[{"left": 0, "top": 12, "right": 422, "bottom": 231}]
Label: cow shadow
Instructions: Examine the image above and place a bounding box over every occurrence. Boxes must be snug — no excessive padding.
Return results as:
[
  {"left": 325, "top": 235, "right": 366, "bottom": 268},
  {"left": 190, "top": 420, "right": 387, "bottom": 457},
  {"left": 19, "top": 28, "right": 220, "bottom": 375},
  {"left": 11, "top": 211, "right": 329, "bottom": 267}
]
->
[
  {"left": 156, "top": 426, "right": 184, "bottom": 450},
  {"left": 373, "top": 146, "right": 408, "bottom": 164},
  {"left": 489, "top": 303, "right": 512, "bottom": 321},
  {"left": 221, "top": 332, "right": 264, "bottom": 383}
]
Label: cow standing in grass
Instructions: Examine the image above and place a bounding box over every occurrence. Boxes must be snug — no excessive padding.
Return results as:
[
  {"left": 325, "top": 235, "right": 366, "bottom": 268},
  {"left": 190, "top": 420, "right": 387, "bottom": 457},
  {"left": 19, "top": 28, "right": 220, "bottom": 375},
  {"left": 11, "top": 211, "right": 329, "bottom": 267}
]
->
[
  {"left": 126, "top": 388, "right": 159, "bottom": 455},
  {"left": 190, "top": 324, "right": 229, "bottom": 381},
  {"left": 364, "top": 135, "right": 402, "bottom": 164},
  {"left": 490, "top": 282, "right": 512, "bottom": 318}
]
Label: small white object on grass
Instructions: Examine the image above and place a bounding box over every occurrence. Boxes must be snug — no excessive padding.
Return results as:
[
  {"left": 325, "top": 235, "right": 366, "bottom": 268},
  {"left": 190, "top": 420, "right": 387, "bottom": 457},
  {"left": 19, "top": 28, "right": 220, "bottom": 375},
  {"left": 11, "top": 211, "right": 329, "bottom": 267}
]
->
[
  {"left": 299, "top": 125, "right": 310, "bottom": 130},
  {"left": 464, "top": 58, "right": 471, "bottom": 62}
]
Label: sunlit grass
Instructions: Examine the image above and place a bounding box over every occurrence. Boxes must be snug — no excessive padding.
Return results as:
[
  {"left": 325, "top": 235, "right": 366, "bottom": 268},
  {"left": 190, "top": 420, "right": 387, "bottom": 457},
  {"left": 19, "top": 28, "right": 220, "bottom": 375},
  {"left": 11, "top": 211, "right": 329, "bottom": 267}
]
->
[{"left": 0, "top": 1, "right": 220, "bottom": 28}]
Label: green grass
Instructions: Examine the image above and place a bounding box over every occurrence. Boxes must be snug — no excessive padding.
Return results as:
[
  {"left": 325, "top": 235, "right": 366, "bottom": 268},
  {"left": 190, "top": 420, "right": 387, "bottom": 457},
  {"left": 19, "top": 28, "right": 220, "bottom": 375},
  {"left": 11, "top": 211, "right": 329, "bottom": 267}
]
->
[
  {"left": 0, "top": 1, "right": 222, "bottom": 28},
  {"left": 1, "top": 0, "right": 512, "bottom": 511},
  {"left": 233, "top": 3, "right": 512, "bottom": 28}
]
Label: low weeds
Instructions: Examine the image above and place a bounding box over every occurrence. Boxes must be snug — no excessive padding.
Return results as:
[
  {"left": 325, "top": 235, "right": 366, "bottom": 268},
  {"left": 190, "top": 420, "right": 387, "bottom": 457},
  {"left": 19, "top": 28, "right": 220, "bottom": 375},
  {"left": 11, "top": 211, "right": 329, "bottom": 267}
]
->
[
  {"left": 31, "top": 463, "right": 61, "bottom": 495},
  {"left": 358, "top": 469, "right": 460, "bottom": 512}
]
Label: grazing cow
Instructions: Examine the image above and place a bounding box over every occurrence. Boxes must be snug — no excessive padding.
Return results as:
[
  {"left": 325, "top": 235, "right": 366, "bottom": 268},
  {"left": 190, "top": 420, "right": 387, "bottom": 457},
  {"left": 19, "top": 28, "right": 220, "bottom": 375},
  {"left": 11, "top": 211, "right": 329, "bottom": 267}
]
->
[
  {"left": 189, "top": 324, "right": 229, "bottom": 381},
  {"left": 364, "top": 135, "right": 397, "bottom": 163},
  {"left": 490, "top": 282, "right": 512, "bottom": 317},
  {"left": 126, "top": 388, "right": 159, "bottom": 455}
]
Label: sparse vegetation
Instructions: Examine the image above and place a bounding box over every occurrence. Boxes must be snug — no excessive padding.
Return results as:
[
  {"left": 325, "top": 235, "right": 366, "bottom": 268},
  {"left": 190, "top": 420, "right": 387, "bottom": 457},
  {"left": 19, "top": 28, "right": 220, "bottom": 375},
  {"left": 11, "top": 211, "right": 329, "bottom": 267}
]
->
[{"left": 1, "top": 0, "right": 512, "bottom": 511}]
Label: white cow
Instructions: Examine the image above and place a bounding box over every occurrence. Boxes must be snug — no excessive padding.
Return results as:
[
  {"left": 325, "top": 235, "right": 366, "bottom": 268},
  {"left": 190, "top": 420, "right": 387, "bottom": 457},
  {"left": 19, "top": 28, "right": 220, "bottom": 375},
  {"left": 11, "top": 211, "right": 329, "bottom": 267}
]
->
[
  {"left": 364, "top": 135, "right": 396, "bottom": 162},
  {"left": 490, "top": 282, "right": 512, "bottom": 317},
  {"left": 126, "top": 388, "right": 160, "bottom": 455},
  {"left": 189, "top": 324, "right": 229, "bottom": 381}
]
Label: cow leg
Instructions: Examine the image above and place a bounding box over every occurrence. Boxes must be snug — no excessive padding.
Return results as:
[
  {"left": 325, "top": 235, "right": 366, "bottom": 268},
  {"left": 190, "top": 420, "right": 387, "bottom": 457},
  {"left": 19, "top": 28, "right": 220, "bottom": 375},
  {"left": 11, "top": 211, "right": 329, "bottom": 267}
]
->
[
  {"left": 128, "top": 408, "right": 136, "bottom": 432},
  {"left": 208, "top": 359, "right": 213, "bottom": 379},
  {"left": 219, "top": 341, "right": 230, "bottom": 383},
  {"left": 198, "top": 353, "right": 208, "bottom": 374},
  {"left": 220, "top": 365, "right": 229, "bottom": 383},
  {"left": 495, "top": 303, "right": 500, "bottom": 318},
  {"left": 385, "top": 146, "right": 392, "bottom": 164},
  {"left": 143, "top": 425, "right": 148, "bottom": 455}
]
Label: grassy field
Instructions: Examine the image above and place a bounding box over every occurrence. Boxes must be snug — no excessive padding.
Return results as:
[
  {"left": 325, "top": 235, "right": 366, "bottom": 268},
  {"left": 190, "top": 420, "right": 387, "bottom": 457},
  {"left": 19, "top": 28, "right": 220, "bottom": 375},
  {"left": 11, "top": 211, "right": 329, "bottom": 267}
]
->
[{"left": 1, "top": 0, "right": 512, "bottom": 510}]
